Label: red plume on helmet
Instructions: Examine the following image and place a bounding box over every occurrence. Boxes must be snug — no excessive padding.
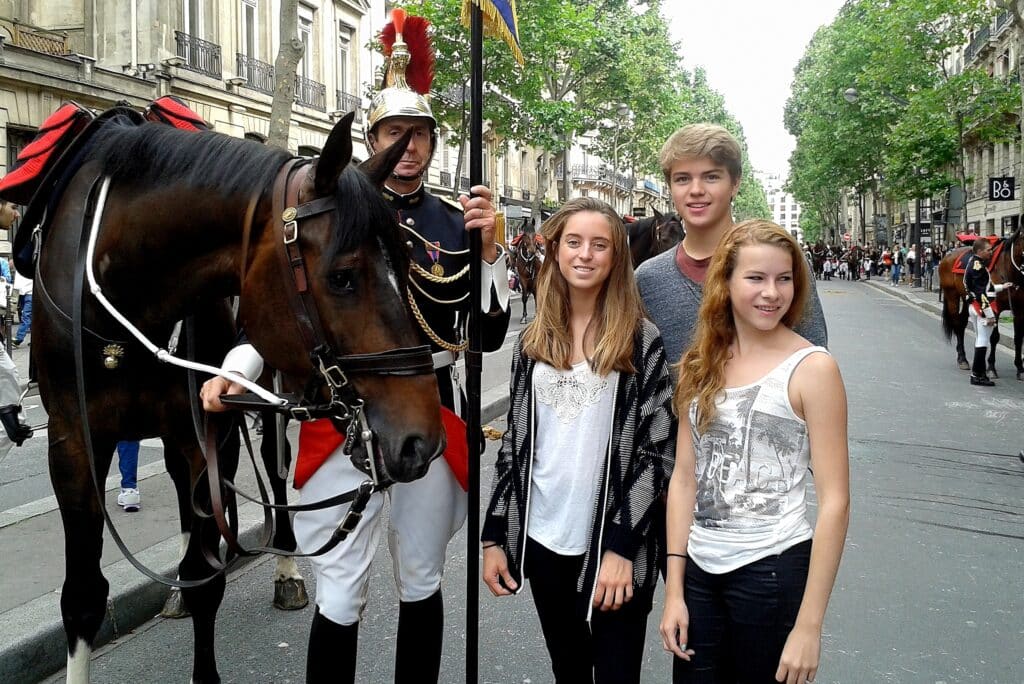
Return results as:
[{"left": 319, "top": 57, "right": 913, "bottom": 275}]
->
[{"left": 380, "top": 11, "right": 434, "bottom": 96}]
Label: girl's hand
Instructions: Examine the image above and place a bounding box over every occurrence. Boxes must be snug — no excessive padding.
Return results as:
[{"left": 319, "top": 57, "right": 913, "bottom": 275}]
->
[
  {"left": 659, "top": 594, "right": 695, "bottom": 660},
  {"left": 592, "top": 550, "right": 633, "bottom": 611},
  {"left": 775, "top": 622, "right": 820, "bottom": 684},
  {"left": 482, "top": 545, "right": 517, "bottom": 596}
]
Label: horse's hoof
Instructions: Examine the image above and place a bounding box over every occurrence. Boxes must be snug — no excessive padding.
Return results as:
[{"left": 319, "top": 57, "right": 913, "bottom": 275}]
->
[
  {"left": 273, "top": 577, "right": 309, "bottom": 610},
  {"left": 988, "top": 367, "right": 999, "bottom": 379},
  {"left": 1017, "top": 371, "right": 1023, "bottom": 382},
  {"left": 519, "top": 317, "right": 528, "bottom": 324},
  {"left": 958, "top": 360, "right": 970, "bottom": 371},
  {"left": 160, "top": 587, "right": 191, "bottom": 619}
]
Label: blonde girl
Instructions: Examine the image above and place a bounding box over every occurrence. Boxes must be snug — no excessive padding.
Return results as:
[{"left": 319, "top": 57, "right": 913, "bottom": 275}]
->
[
  {"left": 661, "top": 220, "right": 849, "bottom": 684},
  {"left": 482, "top": 197, "right": 675, "bottom": 683}
]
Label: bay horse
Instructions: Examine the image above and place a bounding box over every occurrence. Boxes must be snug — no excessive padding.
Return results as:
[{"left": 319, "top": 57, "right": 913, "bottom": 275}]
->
[
  {"left": 938, "top": 229, "right": 1024, "bottom": 380},
  {"left": 32, "top": 111, "right": 444, "bottom": 683},
  {"left": 512, "top": 227, "right": 543, "bottom": 324},
  {"left": 628, "top": 209, "right": 684, "bottom": 268}
]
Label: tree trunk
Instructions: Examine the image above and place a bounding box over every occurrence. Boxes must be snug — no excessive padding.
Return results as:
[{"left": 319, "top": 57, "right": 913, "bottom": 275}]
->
[
  {"left": 956, "top": 112, "right": 968, "bottom": 236},
  {"left": 559, "top": 147, "right": 570, "bottom": 203},
  {"left": 267, "top": 0, "right": 304, "bottom": 150},
  {"left": 1006, "top": 0, "right": 1024, "bottom": 217}
]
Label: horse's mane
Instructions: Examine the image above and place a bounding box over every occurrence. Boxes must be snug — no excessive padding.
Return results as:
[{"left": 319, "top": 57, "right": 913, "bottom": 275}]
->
[{"left": 87, "top": 119, "right": 291, "bottom": 196}]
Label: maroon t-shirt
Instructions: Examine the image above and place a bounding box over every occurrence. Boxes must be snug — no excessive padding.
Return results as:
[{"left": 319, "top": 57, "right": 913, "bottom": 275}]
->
[{"left": 675, "top": 244, "right": 712, "bottom": 284}]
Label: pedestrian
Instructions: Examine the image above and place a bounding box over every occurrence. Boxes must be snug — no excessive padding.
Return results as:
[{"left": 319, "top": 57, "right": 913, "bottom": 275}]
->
[
  {"left": 636, "top": 123, "right": 828, "bottom": 369},
  {"left": 906, "top": 243, "right": 917, "bottom": 284},
  {"left": 660, "top": 219, "right": 850, "bottom": 684},
  {"left": 963, "top": 238, "right": 1015, "bottom": 386},
  {"left": 822, "top": 257, "right": 833, "bottom": 281},
  {"left": 890, "top": 245, "right": 904, "bottom": 286},
  {"left": 115, "top": 441, "right": 141, "bottom": 511},
  {"left": 12, "top": 269, "right": 31, "bottom": 347},
  {"left": 481, "top": 197, "right": 676, "bottom": 684},
  {"left": 0, "top": 200, "right": 31, "bottom": 463},
  {"left": 200, "top": 11, "right": 510, "bottom": 683}
]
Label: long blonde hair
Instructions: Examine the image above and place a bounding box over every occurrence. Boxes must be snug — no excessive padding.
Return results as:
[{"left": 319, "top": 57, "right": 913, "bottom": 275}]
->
[
  {"left": 674, "top": 220, "right": 809, "bottom": 432},
  {"left": 521, "top": 197, "right": 644, "bottom": 375}
]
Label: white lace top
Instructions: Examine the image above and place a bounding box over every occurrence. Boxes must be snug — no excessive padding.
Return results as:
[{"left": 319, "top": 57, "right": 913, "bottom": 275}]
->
[
  {"left": 687, "top": 347, "right": 828, "bottom": 573},
  {"left": 528, "top": 360, "right": 618, "bottom": 555}
]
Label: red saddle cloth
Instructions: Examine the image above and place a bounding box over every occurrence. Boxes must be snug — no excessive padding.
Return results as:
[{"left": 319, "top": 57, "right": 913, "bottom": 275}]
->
[
  {"left": 145, "top": 95, "right": 211, "bottom": 131},
  {"left": 0, "top": 102, "right": 93, "bottom": 205},
  {"left": 294, "top": 407, "right": 469, "bottom": 491},
  {"left": 952, "top": 250, "right": 973, "bottom": 275}
]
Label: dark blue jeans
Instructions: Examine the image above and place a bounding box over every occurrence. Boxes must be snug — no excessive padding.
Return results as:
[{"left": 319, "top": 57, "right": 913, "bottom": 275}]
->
[
  {"left": 116, "top": 440, "right": 140, "bottom": 489},
  {"left": 673, "top": 539, "right": 812, "bottom": 684}
]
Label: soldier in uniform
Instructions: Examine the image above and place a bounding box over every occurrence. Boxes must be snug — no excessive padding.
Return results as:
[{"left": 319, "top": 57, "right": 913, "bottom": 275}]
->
[
  {"left": 964, "top": 238, "right": 1015, "bottom": 386},
  {"left": 201, "top": 10, "right": 510, "bottom": 684}
]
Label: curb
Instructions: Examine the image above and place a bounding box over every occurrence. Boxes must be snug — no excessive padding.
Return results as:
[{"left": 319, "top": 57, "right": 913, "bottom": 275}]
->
[
  {"left": 0, "top": 395, "right": 510, "bottom": 684},
  {"left": 859, "top": 278, "right": 1015, "bottom": 352}
]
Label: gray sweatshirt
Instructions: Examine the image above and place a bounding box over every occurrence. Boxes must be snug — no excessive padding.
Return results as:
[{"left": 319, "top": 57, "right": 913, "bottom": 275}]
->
[{"left": 636, "top": 245, "right": 829, "bottom": 369}]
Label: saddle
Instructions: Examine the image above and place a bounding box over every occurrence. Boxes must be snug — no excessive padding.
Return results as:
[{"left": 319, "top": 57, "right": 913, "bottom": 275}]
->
[
  {"left": 952, "top": 239, "right": 1005, "bottom": 276},
  {"left": 3, "top": 96, "right": 210, "bottom": 277}
]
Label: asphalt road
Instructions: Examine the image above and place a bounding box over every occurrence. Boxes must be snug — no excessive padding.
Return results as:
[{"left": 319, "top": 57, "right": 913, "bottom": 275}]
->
[{"left": 31, "top": 281, "right": 1024, "bottom": 682}]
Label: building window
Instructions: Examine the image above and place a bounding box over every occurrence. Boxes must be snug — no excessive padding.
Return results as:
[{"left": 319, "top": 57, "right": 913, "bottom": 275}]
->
[
  {"left": 298, "top": 145, "right": 321, "bottom": 157},
  {"left": 240, "top": 0, "right": 257, "bottom": 58},
  {"left": 338, "top": 21, "right": 354, "bottom": 95},
  {"left": 298, "top": 5, "right": 314, "bottom": 81},
  {"left": 184, "top": 0, "right": 204, "bottom": 36}
]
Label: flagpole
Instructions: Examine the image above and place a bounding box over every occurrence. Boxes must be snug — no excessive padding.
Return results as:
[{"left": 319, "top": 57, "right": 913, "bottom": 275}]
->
[{"left": 466, "top": 2, "right": 484, "bottom": 683}]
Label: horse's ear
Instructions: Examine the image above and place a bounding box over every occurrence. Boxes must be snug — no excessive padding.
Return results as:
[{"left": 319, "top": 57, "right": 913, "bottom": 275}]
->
[
  {"left": 313, "top": 112, "right": 355, "bottom": 197},
  {"left": 359, "top": 128, "right": 414, "bottom": 188}
]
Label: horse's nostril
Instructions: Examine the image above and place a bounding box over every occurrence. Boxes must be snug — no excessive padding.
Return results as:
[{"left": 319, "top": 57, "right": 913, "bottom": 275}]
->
[{"left": 401, "top": 434, "right": 443, "bottom": 469}]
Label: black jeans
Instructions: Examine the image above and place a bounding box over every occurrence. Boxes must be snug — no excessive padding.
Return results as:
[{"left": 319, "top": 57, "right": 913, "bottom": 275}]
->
[
  {"left": 673, "top": 539, "right": 812, "bottom": 684},
  {"left": 525, "top": 537, "right": 653, "bottom": 684}
]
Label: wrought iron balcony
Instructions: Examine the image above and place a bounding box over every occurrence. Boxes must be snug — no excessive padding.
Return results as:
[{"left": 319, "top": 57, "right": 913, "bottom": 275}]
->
[
  {"left": 996, "top": 10, "right": 1012, "bottom": 35},
  {"left": 440, "top": 171, "right": 452, "bottom": 187},
  {"left": 294, "top": 75, "right": 326, "bottom": 112},
  {"left": 460, "top": 176, "right": 470, "bottom": 191},
  {"left": 964, "top": 24, "right": 992, "bottom": 64},
  {"left": 522, "top": 189, "right": 531, "bottom": 200},
  {"left": 175, "top": 31, "right": 222, "bottom": 79},
  {"left": 236, "top": 53, "right": 274, "bottom": 95},
  {"left": 335, "top": 91, "right": 362, "bottom": 123}
]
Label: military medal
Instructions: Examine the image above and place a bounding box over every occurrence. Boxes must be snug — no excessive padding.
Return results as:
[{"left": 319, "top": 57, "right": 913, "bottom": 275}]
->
[{"left": 428, "top": 241, "right": 444, "bottom": 277}]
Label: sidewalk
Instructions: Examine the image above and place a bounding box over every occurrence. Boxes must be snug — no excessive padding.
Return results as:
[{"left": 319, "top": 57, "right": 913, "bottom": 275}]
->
[
  {"left": 857, "top": 276, "right": 1016, "bottom": 351},
  {"left": 0, "top": 337, "right": 511, "bottom": 684}
]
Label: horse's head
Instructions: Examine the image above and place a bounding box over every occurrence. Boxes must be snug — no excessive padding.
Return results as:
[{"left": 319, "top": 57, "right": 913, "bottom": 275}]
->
[
  {"left": 240, "top": 113, "right": 443, "bottom": 483},
  {"left": 651, "top": 210, "right": 684, "bottom": 255}
]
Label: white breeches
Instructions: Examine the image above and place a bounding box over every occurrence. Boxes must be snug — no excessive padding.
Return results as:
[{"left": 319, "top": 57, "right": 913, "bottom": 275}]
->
[
  {"left": 292, "top": 451, "right": 467, "bottom": 626},
  {"left": 969, "top": 306, "right": 995, "bottom": 349}
]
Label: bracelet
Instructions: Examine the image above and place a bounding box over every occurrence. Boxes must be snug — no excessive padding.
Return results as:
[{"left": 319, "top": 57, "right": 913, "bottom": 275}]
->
[
  {"left": 482, "top": 542, "right": 498, "bottom": 549},
  {"left": 666, "top": 553, "right": 688, "bottom": 559}
]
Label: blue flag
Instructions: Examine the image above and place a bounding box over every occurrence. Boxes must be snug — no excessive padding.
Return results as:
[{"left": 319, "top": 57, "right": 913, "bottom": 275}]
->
[{"left": 462, "top": 0, "right": 524, "bottom": 65}]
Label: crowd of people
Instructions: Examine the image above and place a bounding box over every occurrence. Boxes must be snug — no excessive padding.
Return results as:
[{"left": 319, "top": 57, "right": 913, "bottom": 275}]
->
[{"left": 803, "top": 240, "right": 962, "bottom": 287}]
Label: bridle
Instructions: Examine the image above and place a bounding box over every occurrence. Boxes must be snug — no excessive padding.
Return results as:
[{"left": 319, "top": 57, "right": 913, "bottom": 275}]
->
[
  {"left": 240, "top": 158, "right": 436, "bottom": 487},
  {"left": 515, "top": 236, "right": 540, "bottom": 280}
]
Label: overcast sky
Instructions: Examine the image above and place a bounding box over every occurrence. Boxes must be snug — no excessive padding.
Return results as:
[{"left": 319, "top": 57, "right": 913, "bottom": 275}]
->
[{"left": 662, "top": 0, "right": 847, "bottom": 178}]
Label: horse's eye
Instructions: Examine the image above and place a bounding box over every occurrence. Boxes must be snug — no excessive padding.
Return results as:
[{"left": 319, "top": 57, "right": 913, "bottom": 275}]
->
[{"left": 329, "top": 269, "right": 355, "bottom": 293}]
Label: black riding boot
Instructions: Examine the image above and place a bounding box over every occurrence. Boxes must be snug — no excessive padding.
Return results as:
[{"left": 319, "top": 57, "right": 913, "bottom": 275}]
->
[
  {"left": 970, "top": 347, "right": 995, "bottom": 386},
  {"left": 307, "top": 607, "right": 358, "bottom": 684},
  {"left": 395, "top": 589, "right": 443, "bottom": 684},
  {"left": 0, "top": 404, "right": 31, "bottom": 445}
]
